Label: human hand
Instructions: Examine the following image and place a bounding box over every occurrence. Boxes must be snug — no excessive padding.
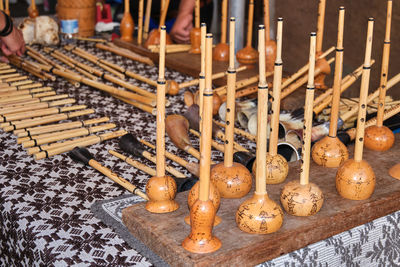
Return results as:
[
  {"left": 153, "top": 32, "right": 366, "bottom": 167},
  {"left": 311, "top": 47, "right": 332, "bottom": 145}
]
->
[
  {"left": 0, "top": 26, "right": 25, "bottom": 62},
  {"left": 170, "top": 14, "right": 193, "bottom": 44}
]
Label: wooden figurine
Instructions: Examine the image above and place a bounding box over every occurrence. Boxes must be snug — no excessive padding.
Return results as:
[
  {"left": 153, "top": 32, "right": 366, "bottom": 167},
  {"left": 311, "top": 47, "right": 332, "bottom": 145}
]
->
[
  {"left": 335, "top": 19, "right": 376, "bottom": 200},
  {"left": 211, "top": 17, "right": 252, "bottom": 199},
  {"left": 120, "top": 0, "right": 135, "bottom": 42},
  {"left": 145, "top": 26, "right": 179, "bottom": 213},
  {"left": 236, "top": 0, "right": 258, "bottom": 65},
  {"left": 280, "top": 32, "right": 324, "bottom": 216},
  {"left": 235, "top": 25, "right": 283, "bottom": 234},
  {"left": 312, "top": 7, "right": 349, "bottom": 168},
  {"left": 213, "top": 0, "right": 229, "bottom": 61},
  {"left": 182, "top": 33, "right": 222, "bottom": 253},
  {"left": 364, "top": 0, "right": 395, "bottom": 151}
]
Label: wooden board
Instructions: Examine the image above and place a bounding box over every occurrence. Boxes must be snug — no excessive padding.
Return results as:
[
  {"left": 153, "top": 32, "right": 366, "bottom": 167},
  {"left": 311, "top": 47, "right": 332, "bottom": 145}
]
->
[
  {"left": 122, "top": 135, "right": 400, "bottom": 267},
  {"left": 113, "top": 38, "right": 258, "bottom": 87}
]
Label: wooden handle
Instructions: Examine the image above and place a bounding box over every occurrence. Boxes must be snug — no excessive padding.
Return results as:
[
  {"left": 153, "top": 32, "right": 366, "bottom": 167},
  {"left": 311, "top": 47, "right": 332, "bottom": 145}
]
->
[
  {"left": 264, "top": 0, "right": 270, "bottom": 41},
  {"left": 316, "top": 0, "right": 326, "bottom": 53},
  {"left": 159, "top": 0, "right": 170, "bottom": 28},
  {"left": 143, "top": 0, "right": 152, "bottom": 39},
  {"left": 269, "top": 18, "right": 283, "bottom": 156},
  {"left": 194, "top": 0, "right": 200, "bottom": 28},
  {"left": 354, "top": 19, "right": 374, "bottom": 162},
  {"left": 376, "top": 0, "right": 392, "bottom": 127},
  {"left": 224, "top": 17, "right": 236, "bottom": 167},
  {"left": 199, "top": 33, "right": 214, "bottom": 201},
  {"left": 255, "top": 25, "right": 268, "bottom": 194},
  {"left": 328, "top": 7, "right": 345, "bottom": 137},
  {"left": 220, "top": 0, "right": 228, "bottom": 44},
  {"left": 300, "top": 33, "right": 316, "bottom": 186},
  {"left": 156, "top": 26, "right": 167, "bottom": 177},
  {"left": 246, "top": 0, "right": 255, "bottom": 48},
  {"left": 110, "top": 149, "right": 156, "bottom": 176},
  {"left": 90, "top": 159, "right": 149, "bottom": 200},
  {"left": 124, "top": 0, "right": 129, "bottom": 13},
  {"left": 138, "top": 0, "right": 144, "bottom": 44}
]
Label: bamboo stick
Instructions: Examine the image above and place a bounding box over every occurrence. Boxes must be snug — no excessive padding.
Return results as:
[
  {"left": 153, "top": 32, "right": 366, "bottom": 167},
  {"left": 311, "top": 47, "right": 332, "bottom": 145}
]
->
[{"left": 96, "top": 43, "right": 154, "bottom": 66}]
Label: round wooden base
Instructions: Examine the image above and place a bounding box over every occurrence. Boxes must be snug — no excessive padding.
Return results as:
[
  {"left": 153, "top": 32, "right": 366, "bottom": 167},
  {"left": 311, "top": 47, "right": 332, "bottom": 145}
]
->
[
  {"left": 253, "top": 154, "right": 289, "bottom": 184},
  {"left": 213, "top": 43, "right": 229, "bottom": 62},
  {"left": 211, "top": 162, "right": 252, "bottom": 199},
  {"left": 312, "top": 135, "right": 349, "bottom": 168},
  {"left": 236, "top": 46, "right": 258, "bottom": 65},
  {"left": 364, "top": 125, "right": 395, "bottom": 151},
  {"left": 335, "top": 159, "right": 375, "bottom": 200},
  {"left": 145, "top": 175, "right": 179, "bottom": 213},
  {"left": 280, "top": 181, "right": 324, "bottom": 216},
  {"left": 236, "top": 193, "right": 283, "bottom": 234}
]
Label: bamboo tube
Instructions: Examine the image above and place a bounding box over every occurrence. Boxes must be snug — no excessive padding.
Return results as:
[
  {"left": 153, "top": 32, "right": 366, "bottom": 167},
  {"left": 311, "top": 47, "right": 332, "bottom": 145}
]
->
[
  {"left": 145, "top": 26, "right": 179, "bottom": 213},
  {"left": 16, "top": 117, "right": 110, "bottom": 138},
  {"left": 110, "top": 149, "right": 157, "bottom": 176},
  {"left": 96, "top": 43, "right": 154, "bottom": 66},
  {"left": 34, "top": 129, "right": 127, "bottom": 160},
  {"left": 0, "top": 98, "right": 75, "bottom": 115},
  {"left": 70, "top": 147, "right": 148, "bottom": 200},
  {"left": 0, "top": 91, "right": 55, "bottom": 105},
  {"left": 0, "top": 73, "right": 20, "bottom": 79},
  {"left": 22, "top": 123, "right": 116, "bottom": 148},
  {"left": 0, "top": 86, "right": 52, "bottom": 97},
  {"left": 0, "top": 94, "right": 69, "bottom": 109},
  {"left": 140, "top": 149, "right": 186, "bottom": 178},
  {"left": 113, "top": 95, "right": 156, "bottom": 115},
  {"left": 215, "top": 74, "right": 270, "bottom": 96},
  {"left": 179, "top": 66, "right": 247, "bottom": 89},
  {"left": 143, "top": 0, "right": 152, "bottom": 40},
  {"left": 0, "top": 105, "right": 86, "bottom": 124},
  {"left": 316, "top": 0, "right": 326, "bottom": 53},
  {"left": 236, "top": 0, "right": 257, "bottom": 65},
  {"left": 137, "top": 0, "right": 144, "bottom": 45},
  {"left": 199, "top": 23, "right": 207, "bottom": 121},
  {"left": 0, "top": 68, "right": 16, "bottom": 74},
  {"left": 0, "top": 1, "right": 4, "bottom": 11},
  {"left": 264, "top": 0, "right": 277, "bottom": 72},
  {"left": 335, "top": 18, "right": 375, "bottom": 201},
  {"left": 71, "top": 36, "right": 107, "bottom": 43},
  {"left": 3, "top": 109, "right": 94, "bottom": 132},
  {"left": 236, "top": 25, "right": 283, "bottom": 234},
  {"left": 0, "top": 82, "right": 44, "bottom": 92},
  {"left": 2, "top": 76, "right": 29, "bottom": 83},
  {"left": 312, "top": 7, "right": 349, "bottom": 168}
]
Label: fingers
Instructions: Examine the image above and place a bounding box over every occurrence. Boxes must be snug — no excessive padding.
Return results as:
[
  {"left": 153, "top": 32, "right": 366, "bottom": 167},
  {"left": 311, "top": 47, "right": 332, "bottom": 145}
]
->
[{"left": 1, "top": 43, "right": 12, "bottom": 56}]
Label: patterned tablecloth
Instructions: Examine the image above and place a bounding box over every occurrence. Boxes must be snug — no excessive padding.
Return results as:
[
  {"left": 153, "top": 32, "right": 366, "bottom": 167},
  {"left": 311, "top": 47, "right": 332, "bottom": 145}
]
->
[{"left": 0, "top": 41, "right": 399, "bottom": 266}]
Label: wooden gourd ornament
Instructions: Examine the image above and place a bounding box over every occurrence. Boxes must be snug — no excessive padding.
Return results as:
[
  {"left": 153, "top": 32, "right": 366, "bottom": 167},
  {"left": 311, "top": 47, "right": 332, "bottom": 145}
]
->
[
  {"left": 235, "top": 25, "right": 283, "bottom": 234},
  {"left": 264, "top": 0, "right": 276, "bottom": 72},
  {"left": 364, "top": 0, "right": 395, "bottom": 152},
  {"left": 312, "top": 7, "right": 349, "bottom": 168},
  {"left": 145, "top": 26, "right": 179, "bottom": 213},
  {"left": 28, "top": 0, "right": 39, "bottom": 18},
  {"left": 210, "top": 17, "right": 252, "bottom": 199},
  {"left": 236, "top": 0, "right": 258, "bottom": 65},
  {"left": 252, "top": 18, "right": 288, "bottom": 184},
  {"left": 335, "top": 19, "right": 376, "bottom": 200},
  {"left": 120, "top": 0, "right": 135, "bottom": 42},
  {"left": 212, "top": 0, "right": 229, "bottom": 61},
  {"left": 280, "top": 32, "right": 324, "bottom": 216},
  {"left": 182, "top": 33, "right": 222, "bottom": 254},
  {"left": 314, "top": 0, "right": 331, "bottom": 89},
  {"left": 144, "top": 0, "right": 173, "bottom": 48},
  {"left": 189, "top": 0, "right": 201, "bottom": 54}
]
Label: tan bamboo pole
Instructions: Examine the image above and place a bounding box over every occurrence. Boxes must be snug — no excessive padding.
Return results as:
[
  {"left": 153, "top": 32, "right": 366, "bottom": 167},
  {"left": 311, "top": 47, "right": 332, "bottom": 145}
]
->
[
  {"left": 3, "top": 109, "right": 94, "bottom": 132},
  {"left": 138, "top": 0, "right": 144, "bottom": 45},
  {"left": 0, "top": 98, "right": 75, "bottom": 115},
  {"left": 0, "top": 91, "right": 55, "bottom": 105},
  {"left": 0, "top": 94, "right": 69, "bottom": 109},
  {"left": 236, "top": 0, "right": 257, "bottom": 65},
  {"left": 110, "top": 149, "right": 157, "bottom": 176},
  {"left": 0, "top": 83, "right": 44, "bottom": 92},
  {"left": 215, "top": 74, "right": 268, "bottom": 96},
  {"left": 70, "top": 147, "right": 148, "bottom": 200},
  {"left": 0, "top": 68, "right": 16, "bottom": 74},
  {"left": 120, "top": 0, "right": 134, "bottom": 42},
  {"left": 316, "top": 0, "right": 326, "bottom": 53},
  {"left": 236, "top": 25, "right": 283, "bottom": 234},
  {"left": 34, "top": 129, "right": 127, "bottom": 159},
  {"left": 0, "top": 87, "right": 52, "bottom": 97},
  {"left": 138, "top": 149, "right": 186, "bottom": 178},
  {"left": 0, "top": 105, "right": 86, "bottom": 124},
  {"left": 2, "top": 76, "right": 29, "bottom": 83},
  {"left": 112, "top": 95, "right": 156, "bottom": 115},
  {"left": 199, "top": 23, "right": 207, "bottom": 122},
  {"left": 22, "top": 123, "right": 116, "bottom": 148},
  {"left": 264, "top": 0, "right": 277, "bottom": 72},
  {"left": 71, "top": 36, "right": 107, "bottom": 43},
  {"left": 143, "top": 0, "right": 152, "bottom": 40},
  {"left": 145, "top": 26, "right": 179, "bottom": 213},
  {"left": 213, "top": 120, "right": 256, "bottom": 142},
  {"left": 16, "top": 117, "right": 109, "bottom": 138},
  {"left": 0, "top": 73, "right": 20, "bottom": 79},
  {"left": 182, "top": 32, "right": 221, "bottom": 254},
  {"left": 96, "top": 43, "right": 154, "bottom": 66},
  {"left": 336, "top": 18, "right": 375, "bottom": 201}
]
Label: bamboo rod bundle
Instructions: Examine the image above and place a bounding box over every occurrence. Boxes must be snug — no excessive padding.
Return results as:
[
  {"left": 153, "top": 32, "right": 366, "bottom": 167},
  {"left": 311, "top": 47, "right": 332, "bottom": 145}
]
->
[
  {"left": 16, "top": 117, "right": 110, "bottom": 138},
  {"left": 3, "top": 109, "right": 94, "bottom": 132},
  {"left": 112, "top": 94, "right": 156, "bottom": 115},
  {"left": 22, "top": 123, "right": 117, "bottom": 148},
  {"left": 2, "top": 75, "right": 29, "bottom": 82},
  {"left": 0, "top": 86, "right": 52, "bottom": 98},
  {"left": 0, "top": 98, "right": 75, "bottom": 116},
  {"left": 0, "top": 84, "right": 47, "bottom": 94},
  {"left": 34, "top": 129, "right": 128, "bottom": 160},
  {"left": 0, "top": 94, "right": 69, "bottom": 109},
  {"left": 96, "top": 43, "right": 154, "bottom": 66}
]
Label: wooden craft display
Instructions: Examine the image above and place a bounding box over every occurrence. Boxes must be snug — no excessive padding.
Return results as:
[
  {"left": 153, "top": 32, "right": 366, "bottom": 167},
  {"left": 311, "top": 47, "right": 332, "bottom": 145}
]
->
[
  {"left": 210, "top": 18, "right": 252, "bottom": 199},
  {"left": 253, "top": 18, "right": 288, "bottom": 184},
  {"left": 335, "top": 18, "right": 375, "bottom": 200},
  {"left": 236, "top": 0, "right": 258, "bottom": 65},
  {"left": 120, "top": 0, "right": 134, "bottom": 42},
  {"left": 264, "top": 0, "right": 276, "bottom": 72},
  {"left": 312, "top": 7, "right": 349, "bottom": 168},
  {"left": 144, "top": 0, "right": 173, "bottom": 48},
  {"left": 280, "top": 33, "right": 324, "bottom": 217},
  {"left": 144, "top": 26, "right": 179, "bottom": 213},
  {"left": 182, "top": 33, "right": 222, "bottom": 254},
  {"left": 189, "top": 0, "right": 201, "bottom": 54},
  {"left": 213, "top": 0, "right": 229, "bottom": 61},
  {"left": 314, "top": 0, "right": 331, "bottom": 89},
  {"left": 235, "top": 25, "right": 283, "bottom": 234},
  {"left": 364, "top": 0, "right": 395, "bottom": 152}
]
